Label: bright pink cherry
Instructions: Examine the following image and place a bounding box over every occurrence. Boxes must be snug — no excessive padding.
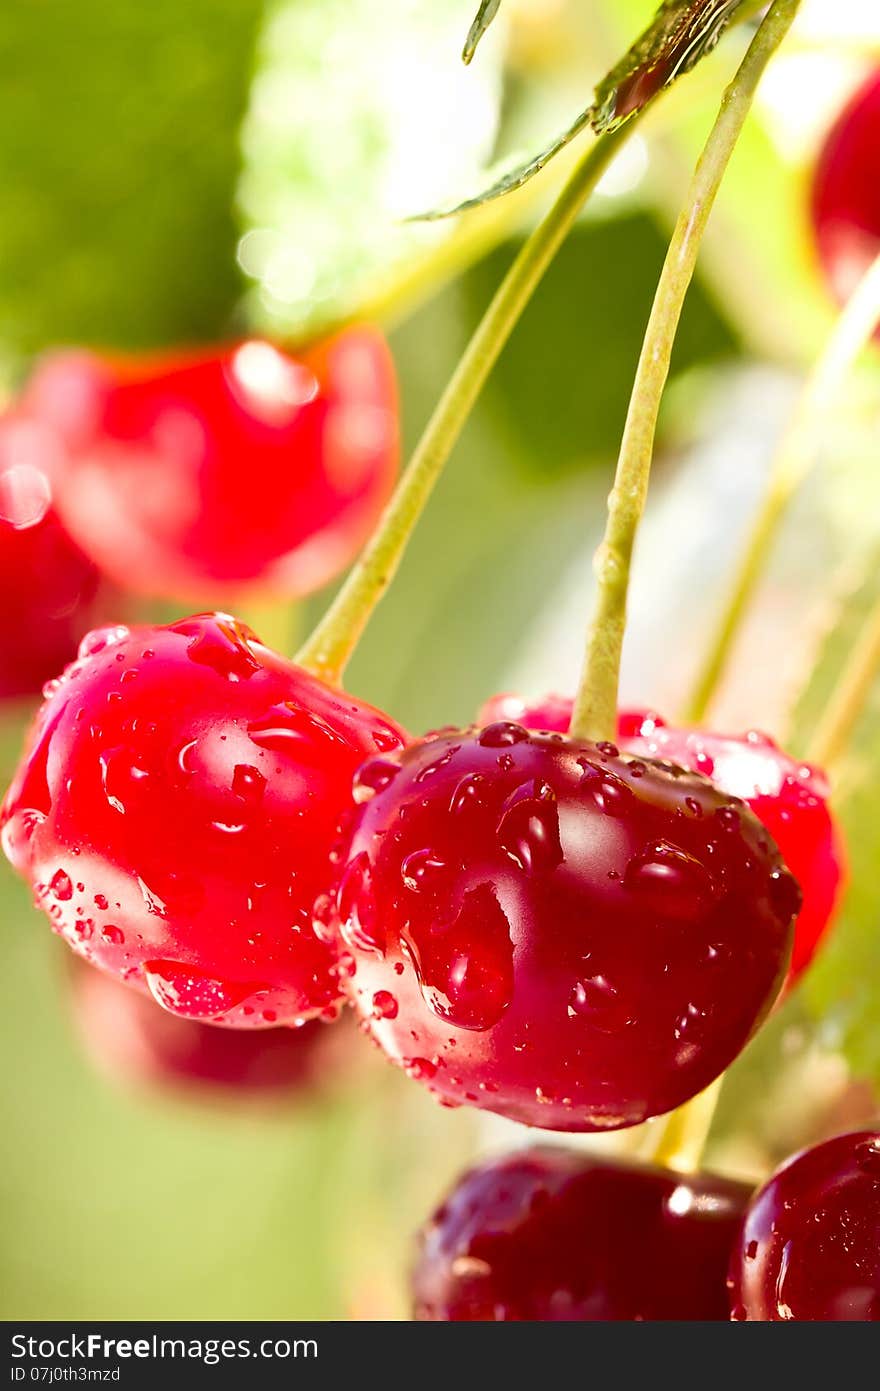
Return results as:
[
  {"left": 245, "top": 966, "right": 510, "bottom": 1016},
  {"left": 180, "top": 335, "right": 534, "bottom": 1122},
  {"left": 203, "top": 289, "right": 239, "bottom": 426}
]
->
[
  {"left": 0, "top": 413, "right": 109, "bottom": 698},
  {"left": 24, "top": 329, "right": 398, "bottom": 600},
  {"left": 66, "top": 953, "right": 346, "bottom": 1099},
  {"left": 336, "top": 725, "right": 798, "bottom": 1130},
  {"left": 414, "top": 1146, "right": 753, "bottom": 1321},
  {"left": 811, "top": 70, "right": 880, "bottom": 310},
  {"left": 1, "top": 612, "right": 406, "bottom": 1027},
  {"left": 729, "top": 1130, "right": 880, "bottom": 1321},
  {"left": 479, "top": 695, "right": 843, "bottom": 983}
]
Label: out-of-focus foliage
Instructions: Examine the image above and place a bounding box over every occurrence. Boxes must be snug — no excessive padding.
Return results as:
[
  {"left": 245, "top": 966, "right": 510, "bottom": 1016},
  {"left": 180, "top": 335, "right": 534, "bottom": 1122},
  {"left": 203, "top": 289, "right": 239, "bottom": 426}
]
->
[
  {"left": 0, "top": 1, "right": 264, "bottom": 353},
  {"left": 789, "top": 558, "right": 880, "bottom": 1088},
  {"left": 237, "top": 0, "right": 504, "bottom": 340}
]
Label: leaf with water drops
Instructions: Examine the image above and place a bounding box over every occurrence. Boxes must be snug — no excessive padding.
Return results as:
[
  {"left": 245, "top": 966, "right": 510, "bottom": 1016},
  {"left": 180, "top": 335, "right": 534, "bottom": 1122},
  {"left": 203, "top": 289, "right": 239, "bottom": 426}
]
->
[{"left": 788, "top": 554, "right": 880, "bottom": 1086}]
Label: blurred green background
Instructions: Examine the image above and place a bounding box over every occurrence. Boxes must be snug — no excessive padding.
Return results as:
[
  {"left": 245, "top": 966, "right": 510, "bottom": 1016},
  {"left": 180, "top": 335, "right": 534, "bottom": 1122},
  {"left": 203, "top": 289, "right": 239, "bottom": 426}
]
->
[{"left": 1, "top": 0, "right": 879, "bottom": 1319}]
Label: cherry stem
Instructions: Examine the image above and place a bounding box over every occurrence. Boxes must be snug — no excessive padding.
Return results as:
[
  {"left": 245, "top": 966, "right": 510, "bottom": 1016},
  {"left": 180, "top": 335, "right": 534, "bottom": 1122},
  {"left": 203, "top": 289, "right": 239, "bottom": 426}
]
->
[
  {"left": 806, "top": 589, "right": 880, "bottom": 770},
  {"left": 648, "top": 1076, "right": 725, "bottom": 1173},
  {"left": 685, "top": 248, "right": 880, "bottom": 726},
  {"left": 295, "top": 114, "right": 646, "bottom": 684},
  {"left": 568, "top": 0, "right": 802, "bottom": 745}
]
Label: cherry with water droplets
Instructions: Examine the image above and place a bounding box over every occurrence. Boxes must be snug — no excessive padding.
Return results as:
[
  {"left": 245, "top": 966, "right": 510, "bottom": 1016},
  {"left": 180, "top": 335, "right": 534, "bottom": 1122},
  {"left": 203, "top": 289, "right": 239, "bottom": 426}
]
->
[
  {"left": 413, "top": 1146, "right": 753, "bottom": 1321},
  {"left": 1, "top": 611, "right": 406, "bottom": 1026},
  {"left": 25, "top": 329, "right": 398, "bottom": 600},
  {"left": 479, "top": 694, "right": 843, "bottom": 985},
  {"left": 729, "top": 1130, "right": 880, "bottom": 1321},
  {"left": 336, "top": 725, "right": 798, "bottom": 1130}
]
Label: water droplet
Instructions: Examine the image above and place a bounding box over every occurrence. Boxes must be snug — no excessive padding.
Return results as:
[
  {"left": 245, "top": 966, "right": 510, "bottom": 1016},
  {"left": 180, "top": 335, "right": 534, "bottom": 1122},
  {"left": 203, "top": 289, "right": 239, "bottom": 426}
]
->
[
  {"left": 101, "top": 924, "right": 124, "bottom": 945},
  {"left": 567, "top": 975, "right": 635, "bottom": 1031},
  {"left": 371, "top": 990, "right": 398, "bottom": 1020},
  {"left": 352, "top": 757, "right": 400, "bottom": 803},
  {"left": 745, "top": 1239, "right": 759, "bottom": 1260},
  {"left": 855, "top": 1138, "right": 880, "bottom": 1178},
  {"left": 625, "top": 841, "right": 714, "bottom": 920},
  {"left": 372, "top": 723, "right": 403, "bottom": 754},
  {"left": 448, "top": 772, "right": 485, "bottom": 816},
  {"left": 232, "top": 763, "right": 266, "bottom": 803},
  {"left": 50, "top": 869, "right": 73, "bottom": 901},
  {"left": 337, "top": 851, "right": 383, "bottom": 952},
  {"left": 78, "top": 625, "right": 131, "bottom": 659},
  {"left": 768, "top": 866, "right": 802, "bottom": 923},
  {"left": 143, "top": 960, "right": 263, "bottom": 1021},
  {"left": 401, "top": 848, "right": 447, "bottom": 893},
  {"left": 478, "top": 722, "right": 528, "bottom": 748},
  {"left": 404, "top": 1056, "right": 437, "bottom": 1081},
  {"left": 94, "top": 894, "right": 108, "bottom": 910},
  {"left": 497, "top": 780, "right": 562, "bottom": 874},
  {"left": 414, "top": 885, "right": 513, "bottom": 1031},
  {"left": 415, "top": 747, "right": 459, "bottom": 783},
  {"left": 171, "top": 615, "right": 261, "bottom": 682}
]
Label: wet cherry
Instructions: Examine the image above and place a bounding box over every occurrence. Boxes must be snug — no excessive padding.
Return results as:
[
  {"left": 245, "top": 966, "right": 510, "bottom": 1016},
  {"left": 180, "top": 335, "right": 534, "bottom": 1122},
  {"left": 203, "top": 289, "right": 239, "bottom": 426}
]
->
[
  {"left": 25, "top": 328, "right": 398, "bottom": 600},
  {"left": 67, "top": 953, "right": 346, "bottom": 1100},
  {"left": 811, "top": 70, "right": 880, "bottom": 311},
  {"left": 729, "top": 1130, "right": 880, "bottom": 1321},
  {"left": 0, "top": 413, "right": 109, "bottom": 698},
  {"left": 336, "top": 725, "right": 798, "bottom": 1130},
  {"left": 413, "top": 1146, "right": 753, "bottom": 1321},
  {"left": 1, "top": 612, "right": 406, "bottom": 1026},
  {"left": 480, "top": 695, "right": 843, "bottom": 983}
]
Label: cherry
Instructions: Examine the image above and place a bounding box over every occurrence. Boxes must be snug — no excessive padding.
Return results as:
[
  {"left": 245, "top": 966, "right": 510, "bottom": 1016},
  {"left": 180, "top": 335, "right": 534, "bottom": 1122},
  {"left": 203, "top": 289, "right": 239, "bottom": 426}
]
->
[
  {"left": 1, "top": 612, "right": 406, "bottom": 1027},
  {"left": 729, "top": 1130, "right": 880, "bottom": 1321},
  {"left": 335, "top": 725, "right": 798, "bottom": 1130},
  {"left": 66, "top": 953, "right": 346, "bottom": 1100},
  {"left": 811, "top": 70, "right": 880, "bottom": 311},
  {"left": 413, "top": 1145, "right": 753, "bottom": 1321},
  {"left": 480, "top": 695, "right": 843, "bottom": 983},
  {"left": 24, "top": 329, "right": 398, "bottom": 600},
  {"left": 0, "top": 413, "right": 108, "bottom": 698}
]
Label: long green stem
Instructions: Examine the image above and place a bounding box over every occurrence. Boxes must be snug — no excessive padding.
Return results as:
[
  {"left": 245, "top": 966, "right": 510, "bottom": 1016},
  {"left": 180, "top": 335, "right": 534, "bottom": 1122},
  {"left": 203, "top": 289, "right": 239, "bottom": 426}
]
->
[
  {"left": 686, "top": 249, "right": 880, "bottom": 726},
  {"left": 296, "top": 115, "right": 643, "bottom": 682},
  {"left": 569, "top": 0, "right": 802, "bottom": 744},
  {"left": 806, "top": 592, "right": 880, "bottom": 770}
]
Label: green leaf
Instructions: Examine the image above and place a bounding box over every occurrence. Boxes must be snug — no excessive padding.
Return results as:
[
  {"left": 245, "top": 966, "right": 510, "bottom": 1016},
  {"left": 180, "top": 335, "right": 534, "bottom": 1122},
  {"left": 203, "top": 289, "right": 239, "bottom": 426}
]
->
[
  {"left": 463, "top": 0, "right": 502, "bottom": 65},
  {"left": 788, "top": 556, "right": 880, "bottom": 1087},
  {"left": 419, "top": 0, "right": 756, "bottom": 219},
  {"left": 0, "top": 0, "right": 265, "bottom": 353}
]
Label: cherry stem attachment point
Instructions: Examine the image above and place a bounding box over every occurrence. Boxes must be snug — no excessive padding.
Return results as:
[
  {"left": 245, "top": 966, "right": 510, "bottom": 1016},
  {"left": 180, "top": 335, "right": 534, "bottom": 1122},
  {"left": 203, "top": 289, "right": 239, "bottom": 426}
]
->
[
  {"left": 295, "top": 115, "right": 645, "bottom": 684},
  {"left": 685, "top": 247, "right": 880, "bottom": 727},
  {"left": 649, "top": 1076, "right": 725, "bottom": 1174},
  {"left": 568, "top": 0, "right": 802, "bottom": 745}
]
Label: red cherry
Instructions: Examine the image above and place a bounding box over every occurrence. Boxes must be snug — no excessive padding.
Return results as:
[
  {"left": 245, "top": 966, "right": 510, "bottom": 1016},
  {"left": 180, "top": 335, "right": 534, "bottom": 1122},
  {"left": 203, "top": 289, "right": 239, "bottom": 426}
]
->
[
  {"left": 479, "top": 695, "right": 843, "bottom": 983},
  {"left": 336, "top": 726, "right": 798, "bottom": 1130},
  {"left": 1, "top": 612, "right": 406, "bottom": 1027},
  {"left": 811, "top": 71, "right": 880, "bottom": 311},
  {"left": 729, "top": 1130, "right": 880, "bottom": 1321},
  {"left": 0, "top": 413, "right": 109, "bottom": 698},
  {"left": 67, "top": 953, "right": 345, "bottom": 1100},
  {"left": 24, "top": 329, "right": 398, "bottom": 600},
  {"left": 414, "top": 1146, "right": 753, "bottom": 1321}
]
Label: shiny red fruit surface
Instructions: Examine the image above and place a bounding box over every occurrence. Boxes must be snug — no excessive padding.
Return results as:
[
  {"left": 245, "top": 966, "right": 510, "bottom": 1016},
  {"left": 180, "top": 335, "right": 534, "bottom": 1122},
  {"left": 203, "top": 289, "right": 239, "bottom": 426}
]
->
[
  {"left": 811, "top": 71, "right": 880, "bottom": 309},
  {"left": 68, "top": 954, "right": 343, "bottom": 1099},
  {"left": 0, "top": 414, "right": 106, "bottom": 698},
  {"left": 414, "top": 1146, "right": 753, "bottom": 1321},
  {"left": 480, "top": 696, "right": 843, "bottom": 983},
  {"left": 25, "top": 329, "right": 398, "bottom": 600},
  {"left": 1, "top": 612, "right": 406, "bottom": 1027},
  {"left": 336, "top": 725, "right": 798, "bottom": 1130},
  {"left": 729, "top": 1130, "right": 880, "bottom": 1321}
]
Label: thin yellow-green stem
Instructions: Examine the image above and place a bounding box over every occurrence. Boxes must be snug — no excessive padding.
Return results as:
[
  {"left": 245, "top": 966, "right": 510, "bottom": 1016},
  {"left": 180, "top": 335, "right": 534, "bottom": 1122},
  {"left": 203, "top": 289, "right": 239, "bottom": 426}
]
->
[
  {"left": 806, "top": 593, "right": 880, "bottom": 770},
  {"left": 686, "top": 249, "right": 880, "bottom": 726},
  {"left": 569, "top": 0, "right": 802, "bottom": 744},
  {"left": 296, "top": 115, "right": 643, "bottom": 683},
  {"left": 649, "top": 1077, "right": 725, "bottom": 1173}
]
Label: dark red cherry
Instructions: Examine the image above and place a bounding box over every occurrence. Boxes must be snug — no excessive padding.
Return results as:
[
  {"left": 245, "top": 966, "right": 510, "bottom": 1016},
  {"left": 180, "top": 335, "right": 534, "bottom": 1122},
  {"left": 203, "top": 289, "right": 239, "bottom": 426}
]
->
[
  {"left": 1, "top": 612, "right": 406, "bottom": 1027},
  {"left": 479, "top": 695, "right": 843, "bottom": 984},
  {"left": 811, "top": 70, "right": 880, "bottom": 311},
  {"left": 67, "top": 953, "right": 345, "bottom": 1100},
  {"left": 729, "top": 1130, "right": 880, "bottom": 1321},
  {"left": 414, "top": 1146, "right": 753, "bottom": 1321},
  {"left": 0, "top": 413, "right": 110, "bottom": 698},
  {"left": 336, "top": 726, "right": 798, "bottom": 1130},
  {"left": 25, "top": 329, "right": 398, "bottom": 600}
]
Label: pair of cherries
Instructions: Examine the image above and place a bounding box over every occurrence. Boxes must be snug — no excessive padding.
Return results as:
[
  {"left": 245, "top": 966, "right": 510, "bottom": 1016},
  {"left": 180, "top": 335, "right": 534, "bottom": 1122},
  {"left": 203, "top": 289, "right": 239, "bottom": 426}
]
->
[
  {"left": 2, "top": 612, "right": 840, "bottom": 1132},
  {"left": 1, "top": 327, "right": 398, "bottom": 697}
]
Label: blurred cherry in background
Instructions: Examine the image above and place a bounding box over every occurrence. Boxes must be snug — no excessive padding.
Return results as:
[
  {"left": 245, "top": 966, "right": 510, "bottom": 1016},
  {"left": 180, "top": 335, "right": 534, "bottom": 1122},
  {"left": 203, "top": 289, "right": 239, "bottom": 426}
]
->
[{"left": 812, "top": 69, "right": 880, "bottom": 310}]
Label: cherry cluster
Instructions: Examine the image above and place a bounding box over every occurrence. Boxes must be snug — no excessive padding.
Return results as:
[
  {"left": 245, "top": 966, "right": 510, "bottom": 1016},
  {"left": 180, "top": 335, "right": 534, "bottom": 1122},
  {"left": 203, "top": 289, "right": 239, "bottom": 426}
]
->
[{"left": 1, "top": 70, "right": 878, "bottom": 1318}]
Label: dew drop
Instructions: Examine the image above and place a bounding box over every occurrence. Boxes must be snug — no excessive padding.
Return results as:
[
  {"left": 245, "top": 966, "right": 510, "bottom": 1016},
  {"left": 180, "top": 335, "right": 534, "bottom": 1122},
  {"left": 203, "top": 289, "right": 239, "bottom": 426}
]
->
[
  {"left": 497, "top": 780, "right": 562, "bottom": 875},
  {"left": 143, "top": 960, "right": 263, "bottom": 1021},
  {"left": 171, "top": 615, "right": 261, "bottom": 682},
  {"left": 478, "top": 722, "right": 528, "bottom": 748},
  {"left": 78, "top": 625, "right": 130, "bottom": 659},
  {"left": 50, "top": 869, "right": 73, "bottom": 901},
  {"left": 625, "top": 841, "right": 714, "bottom": 920},
  {"left": 101, "top": 924, "right": 124, "bottom": 945},
  {"left": 371, "top": 990, "right": 398, "bottom": 1020},
  {"left": 337, "top": 851, "right": 383, "bottom": 953},
  {"left": 401, "top": 848, "right": 447, "bottom": 893},
  {"left": 353, "top": 757, "right": 400, "bottom": 803}
]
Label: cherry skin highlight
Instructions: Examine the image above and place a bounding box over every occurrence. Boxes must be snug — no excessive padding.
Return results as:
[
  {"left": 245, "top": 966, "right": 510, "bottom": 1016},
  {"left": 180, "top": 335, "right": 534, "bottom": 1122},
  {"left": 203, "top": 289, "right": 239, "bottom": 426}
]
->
[
  {"left": 0, "top": 413, "right": 108, "bottom": 698},
  {"left": 25, "top": 328, "right": 398, "bottom": 600},
  {"left": 67, "top": 953, "right": 346, "bottom": 1100},
  {"left": 480, "top": 695, "right": 843, "bottom": 983},
  {"left": 729, "top": 1130, "right": 880, "bottom": 1321},
  {"left": 1, "top": 612, "right": 406, "bottom": 1027},
  {"left": 336, "top": 725, "right": 798, "bottom": 1130},
  {"left": 811, "top": 70, "right": 880, "bottom": 311},
  {"left": 413, "top": 1146, "right": 753, "bottom": 1321}
]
